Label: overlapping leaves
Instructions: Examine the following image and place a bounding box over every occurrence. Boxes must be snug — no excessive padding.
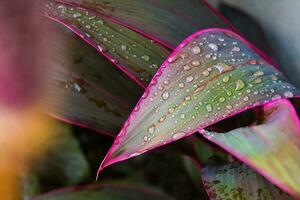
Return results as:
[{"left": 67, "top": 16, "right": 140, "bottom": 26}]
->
[
  {"left": 99, "top": 29, "right": 299, "bottom": 172},
  {"left": 44, "top": 24, "right": 143, "bottom": 136},
  {"left": 45, "top": 0, "right": 170, "bottom": 87}
]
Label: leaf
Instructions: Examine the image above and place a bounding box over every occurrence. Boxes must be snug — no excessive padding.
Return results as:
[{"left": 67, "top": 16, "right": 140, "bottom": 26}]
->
[
  {"left": 202, "top": 160, "right": 293, "bottom": 200},
  {"left": 34, "top": 123, "right": 90, "bottom": 187},
  {"left": 44, "top": 24, "right": 143, "bottom": 136},
  {"left": 99, "top": 29, "right": 300, "bottom": 173},
  {"left": 202, "top": 99, "right": 300, "bottom": 198},
  {"left": 45, "top": 0, "right": 170, "bottom": 87},
  {"left": 33, "top": 183, "right": 174, "bottom": 200},
  {"left": 58, "top": 0, "right": 233, "bottom": 49}
]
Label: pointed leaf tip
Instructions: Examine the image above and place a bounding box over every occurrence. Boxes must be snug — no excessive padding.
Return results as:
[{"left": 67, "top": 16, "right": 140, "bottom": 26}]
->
[{"left": 99, "top": 29, "right": 300, "bottom": 171}]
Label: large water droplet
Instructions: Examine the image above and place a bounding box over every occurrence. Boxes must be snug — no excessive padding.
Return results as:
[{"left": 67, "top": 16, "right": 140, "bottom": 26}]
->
[
  {"left": 208, "top": 43, "right": 218, "bottom": 51},
  {"left": 191, "top": 46, "right": 201, "bottom": 54},
  {"left": 206, "top": 104, "right": 212, "bottom": 112},
  {"left": 148, "top": 124, "right": 156, "bottom": 134},
  {"left": 235, "top": 79, "right": 245, "bottom": 91},
  {"left": 161, "top": 91, "right": 170, "bottom": 100},
  {"left": 186, "top": 76, "right": 194, "bottom": 83}
]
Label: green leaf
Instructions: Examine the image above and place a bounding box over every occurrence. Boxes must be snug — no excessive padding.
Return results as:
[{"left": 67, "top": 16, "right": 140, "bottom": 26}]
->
[
  {"left": 44, "top": 24, "right": 143, "bottom": 136},
  {"left": 99, "top": 29, "right": 299, "bottom": 172},
  {"left": 45, "top": 1, "right": 170, "bottom": 87},
  {"left": 202, "top": 160, "right": 293, "bottom": 200},
  {"left": 58, "top": 0, "right": 233, "bottom": 48},
  {"left": 202, "top": 99, "right": 300, "bottom": 198},
  {"left": 33, "top": 182, "right": 174, "bottom": 200},
  {"left": 34, "top": 123, "right": 90, "bottom": 187}
]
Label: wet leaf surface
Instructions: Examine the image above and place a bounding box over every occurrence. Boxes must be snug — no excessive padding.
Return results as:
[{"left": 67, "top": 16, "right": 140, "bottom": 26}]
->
[
  {"left": 202, "top": 159, "right": 293, "bottom": 200},
  {"left": 99, "top": 29, "right": 300, "bottom": 173},
  {"left": 202, "top": 99, "right": 300, "bottom": 198},
  {"left": 45, "top": 1, "right": 170, "bottom": 87}
]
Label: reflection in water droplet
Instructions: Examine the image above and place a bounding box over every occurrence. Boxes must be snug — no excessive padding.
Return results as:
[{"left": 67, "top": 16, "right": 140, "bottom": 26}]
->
[
  {"left": 222, "top": 76, "right": 230, "bottom": 83},
  {"left": 161, "top": 91, "right": 170, "bottom": 100},
  {"left": 235, "top": 79, "right": 245, "bottom": 91},
  {"left": 142, "top": 55, "right": 150, "bottom": 61},
  {"left": 206, "top": 104, "right": 212, "bottom": 112},
  {"left": 219, "top": 97, "right": 226, "bottom": 102},
  {"left": 183, "top": 65, "right": 191, "bottom": 71},
  {"left": 284, "top": 91, "right": 294, "bottom": 98},
  {"left": 208, "top": 43, "right": 218, "bottom": 51},
  {"left": 191, "top": 60, "right": 200, "bottom": 66},
  {"left": 172, "top": 132, "right": 187, "bottom": 139},
  {"left": 148, "top": 124, "right": 156, "bottom": 134},
  {"left": 186, "top": 76, "right": 194, "bottom": 83},
  {"left": 191, "top": 46, "right": 201, "bottom": 54}
]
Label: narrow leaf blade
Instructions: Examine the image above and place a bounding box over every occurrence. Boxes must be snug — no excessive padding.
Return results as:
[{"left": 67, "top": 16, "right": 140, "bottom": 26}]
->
[{"left": 45, "top": 1, "right": 170, "bottom": 87}]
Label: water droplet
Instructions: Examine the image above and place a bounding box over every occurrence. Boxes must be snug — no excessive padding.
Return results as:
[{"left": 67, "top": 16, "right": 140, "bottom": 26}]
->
[
  {"left": 143, "top": 135, "right": 149, "bottom": 142},
  {"left": 186, "top": 76, "right": 194, "bottom": 83},
  {"left": 222, "top": 76, "right": 230, "bottom": 83},
  {"left": 168, "top": 107, "right": 175, "bottom": 114},
  {"left": 121, "top": 45, "right": 127, "bottom": 50},
  {"left": 161, "top": 91, "right": 170, "bottom": 100},
  {"left": 232, "top": 46, "right": 240, "bottom": 52},
  {"left": 243, "top": 96, "right": 249, "bottom": 101},
  {"left": 235, "top": 79, "right": 245, "bottom": 91},
  {"left": 219, "top": 97, "right": 226, "bottom": 102},
  {"left": 271, "top": 94, "right": 281, "bottom": 100},
  {"left": 206, "top": 104, "right": 212, "bottom": 112},
  {"left": 226, "top": 105, "right": 233, "bottom": 109},
  {"left": 252, "top": 78, "right": 262, "bottom": 84},
  {"left": 172, "top": 132, "right": 187, "bottom": 139},
  {"left": 191, "top": 46, "right": 201, "bottom": 54},
  {"left": 253, "top": 70, "right": 264, "bottom": 77},
  {"left": 269, "top": 74, "right": 278, "bottom": 81},
  {"left": 163, "top": 80, "right": 170, "bottom": 85},
  {"left": 208, "top": 43, "right": 218, "bottom": 51},
  {"left": 179, "top": 82, "right": 185, "bottom": 88},
  {"left": 183, "top": 65, "right": 191, "bottom": 71},
  {"left": 148, "top": 124, "right": 156, "bottom": 134},
  {"left": 248, "top": 60, "right": 257, "bottom": 65},
  {"left": 158, "top": 116, "right": 166, "bottom": 123},
  {"left": 191, "top": 60, "right": 200, "bottom": 66},
  {"left": 57, "top": 5, "right": 67, "bottom": 14},
  {"left": 142, "top": 55, "right": 150, "bottom": 61},
  {"left": 180, "top": 113, "right": 186, "bottom": 119},
  {"left": 74, "top": 83, "right": 81, "bottom": 92},
  {"left": 202, "top": 70, "right": 210, "bottom": 77},
  {"left": 284, "top": 91, "right": 294, "bottom": 98},
  {"left": 214, "top": 63, "right": 234, "bottom": 73}
]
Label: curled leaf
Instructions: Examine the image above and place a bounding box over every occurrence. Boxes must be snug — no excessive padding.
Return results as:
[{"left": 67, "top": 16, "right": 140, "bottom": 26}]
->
[
  {"left": 45, "top": 0, "right": 170, "bottom": 87},
  {"left": 99, "top": 29, "right": 299, "bottom": 173},
  {"left": 202, "top": 99, "right": 300, "bottom": 198},
  {"left": 202, "top": 160, "right": 293, "bottom": 200}
]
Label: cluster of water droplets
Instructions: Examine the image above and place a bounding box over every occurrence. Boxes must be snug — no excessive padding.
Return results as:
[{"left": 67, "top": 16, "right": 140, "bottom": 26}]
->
[
  {"left": 110, "top": 30, "right": 299, "bottom": 160},
  {"left": 45, "top": 2, "right": 168, "bottom": 84}
]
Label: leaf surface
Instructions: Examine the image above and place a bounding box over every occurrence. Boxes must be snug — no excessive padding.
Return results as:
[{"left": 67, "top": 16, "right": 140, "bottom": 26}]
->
[
  {"left": 33, "top": 183, "right": 173, "bottom": 200},
  {"left": 44, "top": 24, "right": 143, "bottom": 136},
  {"left": 202, "top": 160, "right": 293, "bottom": 200},
  {"left": 45, "top": 0, "right": 170, "bottom": 87},
  {"left": 99, "top": 29, "right": 300, "bottom": 172},
  {"left": 59, "top": 0, "right": 233, "bottom": 48},
  {"left": 202, "top": 99, "right": 300, "bottom": 198}
]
